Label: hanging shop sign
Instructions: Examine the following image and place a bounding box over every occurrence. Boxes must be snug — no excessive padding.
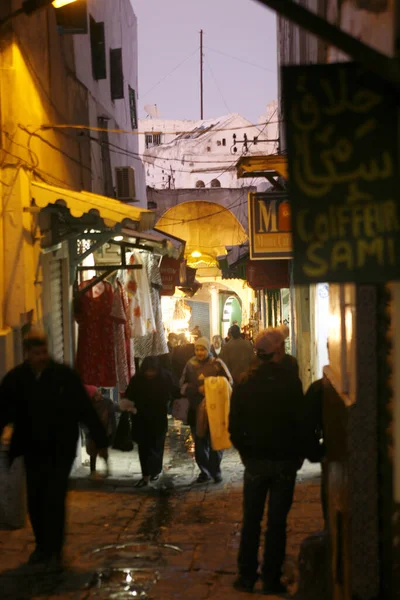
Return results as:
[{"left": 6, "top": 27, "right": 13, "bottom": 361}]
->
[
  {"left": 160, "top": 257, "right": 181, "bottom": 296},
  {"left": 282, "top": 62, "right": 400, "bottom": 284},
  {"left": 246, "top": 260, "right": 290, "bottom": 290},
  {"left": 248, "top": 192, "right": 292, "bottom": 260}
]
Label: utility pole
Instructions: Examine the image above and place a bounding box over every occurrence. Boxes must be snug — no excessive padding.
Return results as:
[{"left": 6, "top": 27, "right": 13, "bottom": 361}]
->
[{"left": 200, "top": 29, "right": 204, "bottom": 119}]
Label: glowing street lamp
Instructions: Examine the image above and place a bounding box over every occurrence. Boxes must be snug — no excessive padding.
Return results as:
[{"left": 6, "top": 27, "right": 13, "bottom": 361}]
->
[
  {"left": 52, "top": 0, "right": 77, "bottom": 7},
  {"left": 0, "top": 0, "right": 78, "bottom": 27}
]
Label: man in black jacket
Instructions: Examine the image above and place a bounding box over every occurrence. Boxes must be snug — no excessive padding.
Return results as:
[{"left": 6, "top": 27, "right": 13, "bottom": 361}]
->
[
  {"left": 229, "top": 328, "right": 310, "bottom": 595},
  {"left": 0, "top": 330, "right": 108, "bottom": 571}
]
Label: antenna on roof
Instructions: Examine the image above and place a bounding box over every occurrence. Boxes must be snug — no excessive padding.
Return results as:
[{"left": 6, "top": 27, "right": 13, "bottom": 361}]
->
[
  {"left": 200, "top": 30, "right": 204, "bottom": 120},
  {"left": 144, "top": 104, "right": 160, "bottom": 119}
]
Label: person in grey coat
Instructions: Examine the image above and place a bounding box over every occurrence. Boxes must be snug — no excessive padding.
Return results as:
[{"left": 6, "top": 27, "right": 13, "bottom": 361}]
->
[{"left": 220, "top": 325, "right": 254, "bottom": 385}]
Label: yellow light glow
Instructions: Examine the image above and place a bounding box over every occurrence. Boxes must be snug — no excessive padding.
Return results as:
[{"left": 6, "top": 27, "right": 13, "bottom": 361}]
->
[
  {"left": 191, "top": 251, "right": 201, "bottom": 258},
  {"left": 113, "top": 235, "right": 123, "bottom": 242},
  {"left": 52, "top": 0, "right": 77, "bottom": 8}
]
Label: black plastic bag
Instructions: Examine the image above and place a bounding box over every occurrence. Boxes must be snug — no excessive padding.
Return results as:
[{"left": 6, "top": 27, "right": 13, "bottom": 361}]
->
[{"left": 112, "top": 412, "right": 134, "bottom": 452}]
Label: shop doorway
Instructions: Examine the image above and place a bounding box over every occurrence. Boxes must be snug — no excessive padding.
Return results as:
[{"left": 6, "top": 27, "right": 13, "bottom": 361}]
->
[
  {"left": 314, "top": 283, "right": 330, "bottom": 379},
  {"left": 221, "top": 295, "right": 242, "bottom": 339}
]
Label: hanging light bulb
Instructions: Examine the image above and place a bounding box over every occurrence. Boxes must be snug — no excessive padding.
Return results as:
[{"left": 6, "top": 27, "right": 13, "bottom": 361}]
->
[{"left": 52, "top": 0, "right": 77, "bottom": 7}]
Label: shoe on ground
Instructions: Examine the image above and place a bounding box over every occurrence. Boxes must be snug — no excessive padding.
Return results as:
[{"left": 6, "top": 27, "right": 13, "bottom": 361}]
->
[
  {"left": 150, "top": 474, "right": 160, "bottom": 482},
  {"left": 233, "top": 576, "right": 256, "bottom": 593},
  {"left": 134, "top": 478, "right": 149, "bottom": 488},
  {"left": 213, "top": 474, "right": 223, "bottom": 484},
  {"left": 43, "top": 555, "right": 64, "bottom": 574},
  {"left": 28, "top": 548, "right": 46, "bottom": 565},
  {"left": 89, "top": 471, "right": 104, "bottom": 480},
  {"left": 262, "top": 581, "right": 289, "bottom": 596},
  {"left": 196, "top": 473, "right": 211, "bottom": 484}
]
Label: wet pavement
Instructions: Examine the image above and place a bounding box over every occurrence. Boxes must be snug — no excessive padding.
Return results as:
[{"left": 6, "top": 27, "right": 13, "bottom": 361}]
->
[{"left": 0, "top": 420, "right": 323, "bottom": 599}]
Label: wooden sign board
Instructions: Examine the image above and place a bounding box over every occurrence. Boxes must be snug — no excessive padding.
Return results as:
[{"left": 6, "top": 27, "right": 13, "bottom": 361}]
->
[{"left": 282, "top": 62, "right": 400, "bottom": 284}]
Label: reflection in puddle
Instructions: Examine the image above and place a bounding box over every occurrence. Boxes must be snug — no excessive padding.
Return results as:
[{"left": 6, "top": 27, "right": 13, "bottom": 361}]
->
[{"left": 87, "top": 567, "right": 160, "bottom": 598}]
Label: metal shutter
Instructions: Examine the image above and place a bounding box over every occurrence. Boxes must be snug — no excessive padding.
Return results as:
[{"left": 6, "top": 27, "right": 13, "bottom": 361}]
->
[
  {"left": 49, "top": 260, "right": 65, "bottom": 363},
  {"left": 187, "top": 301, "right": 210, "bottom": 341}
]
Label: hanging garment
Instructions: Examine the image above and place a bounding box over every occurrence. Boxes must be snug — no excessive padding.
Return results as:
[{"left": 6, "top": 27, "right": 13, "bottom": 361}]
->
[
  {"left": 125, "top": 252, "right": 155, "bottom": 338},
  {"left": 111, "top": 282, "right": 130, "bottom": 394},
  {"left": 134, "top": 254, "right": 169, "bottom": 359},
  {"left": 75, "top": 280, "right": 117, "bottom": 387},
  {"left": 204, "top": 376, "right": 232, "bottom": 451},
  {"left": 116, "top": 278, "right": 135, "bottom": 378}
]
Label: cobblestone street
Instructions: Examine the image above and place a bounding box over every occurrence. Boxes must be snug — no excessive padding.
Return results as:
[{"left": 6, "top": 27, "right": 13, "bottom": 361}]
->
[{"left": 0, "top": 421, "right": 323, "bottom": 599}]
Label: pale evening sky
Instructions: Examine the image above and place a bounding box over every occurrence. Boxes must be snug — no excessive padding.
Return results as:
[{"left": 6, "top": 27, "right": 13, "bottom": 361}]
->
[{"left": 131, "top": 0, "right": 278, "bottom": 124}]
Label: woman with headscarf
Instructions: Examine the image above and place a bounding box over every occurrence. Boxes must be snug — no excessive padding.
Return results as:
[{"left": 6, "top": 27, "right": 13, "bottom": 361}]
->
[
  {"left": 124, "top": 357, "right": 180, "bottom": 488},
  {"left": 180, "top": 337, "right": 233, "bottom": 484}
]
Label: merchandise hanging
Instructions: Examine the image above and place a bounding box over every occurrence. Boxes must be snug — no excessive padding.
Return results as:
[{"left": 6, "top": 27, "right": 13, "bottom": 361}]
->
[{"left": 73, "top": 235, "right": 178, "bottom": 395}]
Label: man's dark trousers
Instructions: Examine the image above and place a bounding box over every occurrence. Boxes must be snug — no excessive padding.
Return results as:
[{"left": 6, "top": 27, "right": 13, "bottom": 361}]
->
[
  {"left": 238, "top": 457, "right": 298, "bottom": 586},
  {"left": 25, "top": 453, "right": 74, "bottom": 559}
]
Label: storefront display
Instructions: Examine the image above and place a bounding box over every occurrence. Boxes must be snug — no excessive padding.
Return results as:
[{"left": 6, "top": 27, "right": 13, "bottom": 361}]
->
[
  {"left": 74, "top": 239, "right": 178, "bottom": 394},
  {"left": 75, "top": 279, "right": 117, "bottom": 388}
]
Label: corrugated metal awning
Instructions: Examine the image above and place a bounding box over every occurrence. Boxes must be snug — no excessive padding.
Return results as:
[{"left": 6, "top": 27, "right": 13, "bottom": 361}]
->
[{"left": 31, "top": 181, "right": 155, "bottom": 232}]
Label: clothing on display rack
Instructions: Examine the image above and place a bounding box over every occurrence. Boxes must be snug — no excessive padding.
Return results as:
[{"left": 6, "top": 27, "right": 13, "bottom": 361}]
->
[
  {"left": 75, "top": 279, "right": 117, "bottom": 387},
  {"left": 125, "top": 252, "right": 156, "bottom": 338},
  {"left": 134, "top": 253, "right": 169, "bottom": 359},
  {"left": 111, "top": 280, "right": 132, "bottom": 394}
]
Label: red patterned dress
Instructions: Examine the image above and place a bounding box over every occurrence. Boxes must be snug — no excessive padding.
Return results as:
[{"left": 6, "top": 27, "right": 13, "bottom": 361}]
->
[{"left": 75, "top": 280, "right": 117, "bottom": 387}]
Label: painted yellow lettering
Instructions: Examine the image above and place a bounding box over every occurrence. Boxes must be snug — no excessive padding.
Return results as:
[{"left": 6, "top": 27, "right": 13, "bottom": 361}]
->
[
  {"left": 357, "top": 238, "right": 384, "bottom": 267},
  {"left": 331, "top": 241, "right": 353, "bottom": 271},
  {"left": 296, "top": 209, "right": 312, "bottom": 243},
  {"left": 258, "top": 200, "right": 278, "bottom": 233},
  {"left": 303, "top": 243, "right": 328, "bottom": 278},
  {"left": 383, "top": 200, "right": 400, "bottom": 233},
  {"left": 315, "top": 214, "right": 330, "bottom": 242},
  {"left": 337, "top": 206, "right": 351, "bottom": 237}
]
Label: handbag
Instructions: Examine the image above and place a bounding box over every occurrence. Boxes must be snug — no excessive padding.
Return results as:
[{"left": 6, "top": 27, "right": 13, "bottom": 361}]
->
[
  {"left": 171, "top": 397, "right": 189, "bottom": 423},
  {"left": 112, "top": 412, "right": 134, "bottom": 452}
]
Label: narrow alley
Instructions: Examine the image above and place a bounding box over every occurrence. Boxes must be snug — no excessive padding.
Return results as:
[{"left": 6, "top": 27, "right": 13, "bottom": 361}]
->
[{"left": 0, "top": 422, "right": 322, "bottom": 600}]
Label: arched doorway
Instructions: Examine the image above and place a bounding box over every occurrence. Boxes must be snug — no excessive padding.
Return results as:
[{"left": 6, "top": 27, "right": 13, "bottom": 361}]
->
[{"left": 221, "top": 294, "right": 242, "bottom": 338}]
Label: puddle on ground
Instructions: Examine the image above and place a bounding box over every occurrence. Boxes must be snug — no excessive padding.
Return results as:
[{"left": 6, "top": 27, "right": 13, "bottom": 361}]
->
[{"left": 86, "top": 567, "right": 160, "bottom": 598}]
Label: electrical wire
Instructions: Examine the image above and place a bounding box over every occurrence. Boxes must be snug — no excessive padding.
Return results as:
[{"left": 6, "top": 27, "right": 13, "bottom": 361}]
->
[
  {"left": 205, "top": 55, "right": 231, "bottom": 115},
  {"left": 142, "top": 47, "right": 200, "bottom": 99},
  {"left": 205, "top": 46, "right": 276, "bottom": 74},
  {"left": 41, "top": 119, "right": 282, "bottom": 136}
]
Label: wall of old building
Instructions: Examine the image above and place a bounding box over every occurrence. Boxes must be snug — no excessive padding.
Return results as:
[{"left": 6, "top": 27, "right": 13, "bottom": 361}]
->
[
  {"left": 0, "top": 4, "right": 90, "bottom": 374},
  {"left": 277, "top": 1, "right": 396, "bottom": 598},
  {"left": 72, "top": 0, "right": 147, "bottom": 206}
]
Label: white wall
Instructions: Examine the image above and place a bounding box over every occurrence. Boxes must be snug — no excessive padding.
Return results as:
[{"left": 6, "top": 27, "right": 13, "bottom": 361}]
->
[
  {"left": 73, "top": 0, "right": 147, "bottom": 206},
  {"left": 139, "top": 113, "right": 277, "bottom": 190}
]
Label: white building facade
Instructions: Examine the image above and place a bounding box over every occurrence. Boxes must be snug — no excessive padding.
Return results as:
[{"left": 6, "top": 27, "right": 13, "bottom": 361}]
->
[
  {"left": 72, "top": 0, "right": 147, "bottom": 206},
  {"left": 139, "top": 112, "right": 278, "bottom": 190}
]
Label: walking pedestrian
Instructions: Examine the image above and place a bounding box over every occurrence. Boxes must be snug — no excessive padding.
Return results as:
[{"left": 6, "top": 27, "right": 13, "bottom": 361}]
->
[
  {"left": 304, "top": 378, "right": 327, "bottom": 527},
  {"left": 229, "top": 328, "right": 312, "bottom": 595},
  {"left": 220, "top": 324, "right": 254, "bottom": 385},
  {"left": 210, "top": 334, "right": 223, "bottom": 357},
  {"left": 0, "top": 330, "right": 108, "bottom": 572},
  {"left": 84, "top": 386, "right": 116, "bottom": 479},
  {"left": 181, "top": 337, "right": 232, "bottom": 484},
  {"left": 124, "top": 357, "right": 180, "bottom": 488},
  {"left": 277, "top": 324, "right": 299, "bottom": 377}
]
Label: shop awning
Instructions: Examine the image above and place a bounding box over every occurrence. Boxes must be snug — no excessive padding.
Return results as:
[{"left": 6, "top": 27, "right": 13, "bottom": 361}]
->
[
  {"left": 31, "top": 181, "right": 155, "bottom": 232},
  {"left": 155, "top": 201, "right": 247, "bottom": 266},
  {"left": 236, "top": 155, "right": 288, "bottom": 180}
]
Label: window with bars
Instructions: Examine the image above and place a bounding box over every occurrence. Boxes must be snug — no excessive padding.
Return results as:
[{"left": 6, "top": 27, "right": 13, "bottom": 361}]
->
[
  {"left": 128, "top": 86, "right": 138, "bottom": 130},
  {"left": 110, "top": 48, "right": 124, "bottom": 100},
  {"left": 90, "top": 16, "right": 106, "bottom": 80},
  {"left": 145, "top": 133, "right": 162, "bottom": 148}
]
